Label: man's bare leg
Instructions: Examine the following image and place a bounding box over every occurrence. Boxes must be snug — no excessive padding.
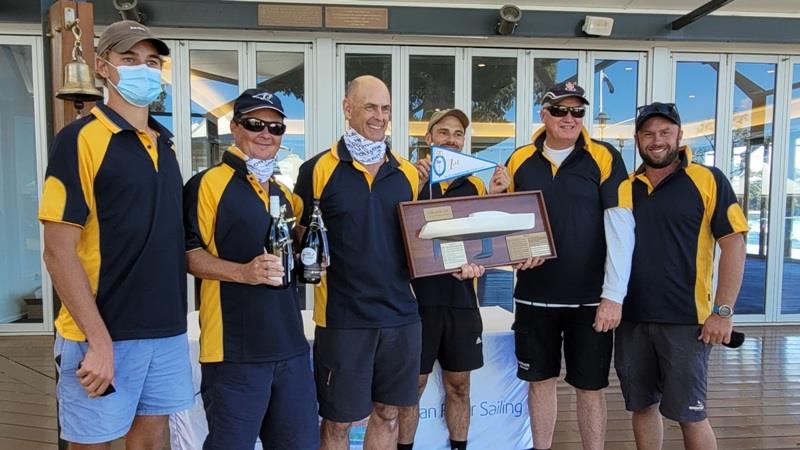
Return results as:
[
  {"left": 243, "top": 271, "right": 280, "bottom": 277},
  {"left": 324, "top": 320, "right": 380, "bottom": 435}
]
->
[
  {"left": 575, "top": 388, "right": 606, "bottom": 450},
  {"left": 69, "top": 443, "right": 111, "bottom": 450},
  {"left": 320, "top": 419, "right": 352, "bottom": 450},
  {"left": 398, "top": 374, "right": 429, "bottom": 446},
  {"left": 632, "top": 404, "right": 663, "bottom": 450},
  {"left": 364, "top": 402, "right": 400, "bottom": 450},
  {"left": 680, "top": 419, "right": 717, "bottom": 450},
  {"left": 125, "top": 415, "right": 168, "bottom": 450},
  {"left": 442, "top": 370, "right": 471, "bottom": 442},
  {"left": 528, "top": 378, "right": 557, "bottom": 449}
]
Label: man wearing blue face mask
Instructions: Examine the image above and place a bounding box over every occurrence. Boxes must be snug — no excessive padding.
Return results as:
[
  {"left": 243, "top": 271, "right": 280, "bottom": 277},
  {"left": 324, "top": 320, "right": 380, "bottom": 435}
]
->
[
  {"left": 183, "top": 89, "right": 319, "bottom": 449},
  {"left": 39, "top": 21, "right": 193, "bottom": 449}
]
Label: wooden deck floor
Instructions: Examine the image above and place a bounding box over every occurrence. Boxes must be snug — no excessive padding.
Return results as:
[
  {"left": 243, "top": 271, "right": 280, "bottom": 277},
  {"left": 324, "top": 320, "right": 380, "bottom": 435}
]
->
[{"left": 1, "top": 326, "right": 798, "bottom": 450}]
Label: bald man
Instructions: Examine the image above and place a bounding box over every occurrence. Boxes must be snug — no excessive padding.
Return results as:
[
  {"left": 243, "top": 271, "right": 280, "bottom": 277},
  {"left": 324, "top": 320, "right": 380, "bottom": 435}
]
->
[{"left": 295, "top": 76, "right": 481, "bottom": 449}]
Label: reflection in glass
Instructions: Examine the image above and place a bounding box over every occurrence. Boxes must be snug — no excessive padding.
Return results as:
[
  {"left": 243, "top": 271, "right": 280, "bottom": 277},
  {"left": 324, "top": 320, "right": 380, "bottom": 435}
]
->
[
  {"left": 190, "top": 50, "right": 239, "bottom": 174},
  {"left": 408, "top": 55, "right": 455, "bottom": 161},
  {"left": 345, "top": 53, "right": 391, "bottom": 91},
  {"left": 532, "top": 58, "right": 577, "bottom": 130},
  {"left": 675, "top": 61, "right": 719, "bottom": 165},
  {"left": 781, "top": 64, "right": 800, "bottom": 315},
  {"left": 471, "top": 57, "right": 517, "bottom": 312},
  {"left": 731, "top": 62, "right": 776, "bottom": 315},
  {"left": 0, "top": 45, "right": 42, "bottom": 324},
  {"left": 344, "top": 53, "right": 392, "bottom": 145},
  {"left": 592, "top": 59, "right": 638, "bottom": 171},
  {"left": 471, "top": 56, "right": 517, "bottom": 168},
  {"left": 256, "top": 51, "right": 305, "bottom": 188},
  {"left": 150, "top": 53, "right": 174, "bottom": 132}
]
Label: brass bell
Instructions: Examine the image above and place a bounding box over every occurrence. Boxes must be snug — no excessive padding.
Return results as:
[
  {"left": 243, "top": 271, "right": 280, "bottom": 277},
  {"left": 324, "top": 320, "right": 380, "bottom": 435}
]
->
[
  {"left": 56, "top": 18, "right": 104, "bottom": 112},
  {"left": 56, "top": 59, "right": 104, "bottom": 106}
]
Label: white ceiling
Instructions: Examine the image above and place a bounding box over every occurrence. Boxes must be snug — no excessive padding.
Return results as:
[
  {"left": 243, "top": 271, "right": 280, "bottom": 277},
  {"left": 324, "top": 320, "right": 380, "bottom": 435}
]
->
[{"left": 233, "top": 0, "right": 800, "bottom": 18}]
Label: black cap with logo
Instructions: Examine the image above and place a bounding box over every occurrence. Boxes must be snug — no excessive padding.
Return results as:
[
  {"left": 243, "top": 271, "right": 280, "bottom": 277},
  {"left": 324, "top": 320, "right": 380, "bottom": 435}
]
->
[
  {"left": 233, "top": 89, "right": 286, "bottom": 118},
  {"left": 541, "top": 81, "right": 590, "bottom": 107}
]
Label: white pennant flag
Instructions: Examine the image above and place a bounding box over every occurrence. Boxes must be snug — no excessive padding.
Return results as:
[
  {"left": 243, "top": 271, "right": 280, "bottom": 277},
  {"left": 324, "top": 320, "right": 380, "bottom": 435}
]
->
[{"left": 429, "top": 146, "right": 497, "bottom": 183}]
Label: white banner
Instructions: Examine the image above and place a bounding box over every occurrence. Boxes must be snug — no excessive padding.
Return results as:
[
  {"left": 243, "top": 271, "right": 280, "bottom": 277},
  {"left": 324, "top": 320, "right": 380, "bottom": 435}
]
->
[
  {"left": 429, "top": 145, "right": 497, "bottom": 183},
  {"left": 171, "top": 308, "right": 533, "bottom": 450}
]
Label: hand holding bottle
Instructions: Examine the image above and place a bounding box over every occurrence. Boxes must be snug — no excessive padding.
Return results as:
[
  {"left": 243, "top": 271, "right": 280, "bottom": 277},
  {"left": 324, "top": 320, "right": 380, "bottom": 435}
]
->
[{"left": 238, "top": 251, "right": 284, "bottom": 286}]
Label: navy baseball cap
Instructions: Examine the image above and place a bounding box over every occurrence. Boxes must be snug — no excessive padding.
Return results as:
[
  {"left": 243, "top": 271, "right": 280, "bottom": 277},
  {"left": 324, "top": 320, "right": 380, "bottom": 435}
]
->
[
  {"left": 233, "top": 89, "right": 286, "bottom": 118},
  {"left": 635, "top": 102, "right": 681, "bottom": 131},
  {"left": 541, "top": 81, "right": 589, "bottom": 107}
]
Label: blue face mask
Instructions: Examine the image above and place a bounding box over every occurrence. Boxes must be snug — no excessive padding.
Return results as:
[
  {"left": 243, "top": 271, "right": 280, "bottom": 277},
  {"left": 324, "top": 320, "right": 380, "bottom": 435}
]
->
[{"left": 104, "top": 60, "right": 163, "bottom": 108}]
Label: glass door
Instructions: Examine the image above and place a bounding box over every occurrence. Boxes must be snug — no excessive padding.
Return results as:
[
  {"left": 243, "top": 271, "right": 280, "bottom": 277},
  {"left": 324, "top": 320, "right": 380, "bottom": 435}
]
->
[
  {"left": 779, "top": 59, "right": 800, "bottom": 321},
  {"left": 729, "top": 57, "right": 779, "bottom": 317},
  {"left": 0, "top": 36, "right": 51, "bottom": 333},
  {"left": 672, "top": 54, "right": 723, "bottom": 166},
  {"left": 588, "top": 52, "right": 647, "bottom": 172}
]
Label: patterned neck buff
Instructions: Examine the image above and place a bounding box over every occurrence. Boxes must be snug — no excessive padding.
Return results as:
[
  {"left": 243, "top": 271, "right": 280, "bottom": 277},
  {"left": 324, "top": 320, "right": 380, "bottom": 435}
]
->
[
  {"left": 245, "top": 157, "right": 276, "bottom": 183},
  {"left": 343, "top": 127, "right": 387, "bottom": 165}
]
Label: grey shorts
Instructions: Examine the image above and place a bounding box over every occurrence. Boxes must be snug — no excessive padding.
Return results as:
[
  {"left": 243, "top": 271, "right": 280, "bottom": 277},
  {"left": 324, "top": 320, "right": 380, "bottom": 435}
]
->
[
  {"left": 313, "top": 321, "right": 422, "bottom": 423},
  {"left": 614, "top": 321, "right": 712, "bottom": 423}
]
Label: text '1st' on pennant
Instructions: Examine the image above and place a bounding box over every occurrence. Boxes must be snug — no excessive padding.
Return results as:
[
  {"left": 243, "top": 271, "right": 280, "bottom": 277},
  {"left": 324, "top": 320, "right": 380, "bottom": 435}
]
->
[{"left": 429, "top": 145, "right": 497, "bottom": 184}]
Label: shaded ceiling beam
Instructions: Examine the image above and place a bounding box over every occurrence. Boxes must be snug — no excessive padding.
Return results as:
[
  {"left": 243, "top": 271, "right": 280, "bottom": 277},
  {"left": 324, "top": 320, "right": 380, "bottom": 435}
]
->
[{"left": 671, "top": 0, "right": 736, "bottom": 30}]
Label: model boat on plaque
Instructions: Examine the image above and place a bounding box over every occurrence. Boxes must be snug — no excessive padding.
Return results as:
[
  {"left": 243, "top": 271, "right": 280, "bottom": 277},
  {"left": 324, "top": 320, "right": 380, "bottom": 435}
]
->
[
  {"left": 398, "top": 191, "right": 557, "bottom": 278},
  {"left": 418, "top": 211, "right": 535, "bottom": 241}
]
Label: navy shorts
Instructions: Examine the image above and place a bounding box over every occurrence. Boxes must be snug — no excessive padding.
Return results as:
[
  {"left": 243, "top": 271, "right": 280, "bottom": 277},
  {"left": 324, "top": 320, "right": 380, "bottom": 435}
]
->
[
  {"left": 314, "top": 321, "right": 421, "bottom": 423},
  {"left": 513, "top": 303, "right": 612, "bottom": 390},
  {"left": 614, "top": 321, "right": 712, "bottom": 423},
  {"left": 201, "top": 351, "right": 319, "bottom": 450}
]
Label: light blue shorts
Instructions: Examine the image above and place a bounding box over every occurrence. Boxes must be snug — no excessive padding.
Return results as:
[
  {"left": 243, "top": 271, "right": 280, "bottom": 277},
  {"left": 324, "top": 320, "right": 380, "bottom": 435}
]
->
[{"left": 55, "top": 332, "right": 194, "bottom": 444}]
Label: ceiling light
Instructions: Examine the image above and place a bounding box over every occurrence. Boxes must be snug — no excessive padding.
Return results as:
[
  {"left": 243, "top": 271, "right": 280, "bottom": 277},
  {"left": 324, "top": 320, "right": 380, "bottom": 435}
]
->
[
  {"left": 582, "top": 15, "right": 614, "bottom": 37},
  {"left": 477, "top": 63, "right": 487, "bottom": 68}
]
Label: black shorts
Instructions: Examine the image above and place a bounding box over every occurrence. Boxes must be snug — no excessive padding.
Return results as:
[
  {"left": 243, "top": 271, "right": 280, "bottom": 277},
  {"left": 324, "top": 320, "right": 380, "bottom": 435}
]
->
[
  {"left": 513, "top": 303, "right": 612, "bottom": 390},
  {"left": 313, "top": 321, "right": 421, "bottom": 423},
  {"left": 614, "top": 321, "right": 711, "bottom": 423},
  {"left": 419, "top": 306, "right": 484, "bottom": 374}
]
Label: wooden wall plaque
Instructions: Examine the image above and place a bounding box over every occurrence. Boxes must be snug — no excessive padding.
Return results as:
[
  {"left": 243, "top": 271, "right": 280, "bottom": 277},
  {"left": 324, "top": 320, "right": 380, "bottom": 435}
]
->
[
  {"left": 398, "top": 192, "right": 557, "bottom": 279},
  {"left": 325, "top": 6, "right": 389, "bottom": 30},
  {"left": 258, "top": 4, "right": 323, "bottom": 28}
]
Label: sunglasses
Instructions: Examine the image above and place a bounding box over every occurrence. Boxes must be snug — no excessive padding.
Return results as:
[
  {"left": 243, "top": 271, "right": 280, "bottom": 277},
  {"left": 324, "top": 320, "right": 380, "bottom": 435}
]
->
[
  {"left": 233, "top": 117, "right": 287, "bottom": 136},
  {"left": 546, "top": 105, "right": 586, "bottom": 118},
  {"left": 637, "top": 102, "right": 677, "bottom": 116}
]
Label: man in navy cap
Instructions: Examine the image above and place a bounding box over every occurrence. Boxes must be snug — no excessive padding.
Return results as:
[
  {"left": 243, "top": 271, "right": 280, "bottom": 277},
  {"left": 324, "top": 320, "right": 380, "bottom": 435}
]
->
[
  {"left": 490, "top": 81, "right": 633, "bottom": 450},
  {"left": 184, "top": 88, "right": 319, "bottom": 449},
  {"left": 615, "top": 102, "right": 746, "bottom": 450}
]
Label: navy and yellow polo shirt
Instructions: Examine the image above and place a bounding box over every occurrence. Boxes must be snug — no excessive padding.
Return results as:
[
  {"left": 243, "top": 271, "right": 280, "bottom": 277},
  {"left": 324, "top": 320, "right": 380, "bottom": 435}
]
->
[
  {"left": 622, "top": 147, "right": 748, "bottom": 325},
  {"left": 507, "top": 127, "right": 628, "bottom": 305},
  {"left": 39, "top": 104, "right": 186, "bottom": 342},
  {"left": 294, "top": 139, "right": 419, "bottom": 328},
  {"left": 184, "top": 146, "right": 308, "bottom": 363},
  {"left": 412, "top": 175, "right": 485, "bottom": 308}
]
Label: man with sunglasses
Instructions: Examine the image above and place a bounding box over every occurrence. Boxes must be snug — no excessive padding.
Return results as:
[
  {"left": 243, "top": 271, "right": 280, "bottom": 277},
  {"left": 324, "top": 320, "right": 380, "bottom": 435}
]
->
[
  {"left": 490, "top": 81, "right": 634, "bottom": 450},
  {"left": 183, "top": 89, "right": 319, "bottom": 449},
  {"left": 614, "top": 103, "right": 747, "bottom": 450}
]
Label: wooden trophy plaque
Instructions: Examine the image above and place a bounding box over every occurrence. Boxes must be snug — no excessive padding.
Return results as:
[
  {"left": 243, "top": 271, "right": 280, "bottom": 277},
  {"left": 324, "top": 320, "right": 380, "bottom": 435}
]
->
[{"left": 398, "top": 191, "right": 556, "bottom": 279}]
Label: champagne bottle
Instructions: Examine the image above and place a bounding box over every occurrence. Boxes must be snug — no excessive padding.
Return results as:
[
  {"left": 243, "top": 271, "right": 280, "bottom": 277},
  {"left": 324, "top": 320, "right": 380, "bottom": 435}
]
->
[
  {"left": 299, "top": 199, "right": 330, "bottom": 284},
  {"left": 266, "top": 195, "right": 292, "bottom": 288}
]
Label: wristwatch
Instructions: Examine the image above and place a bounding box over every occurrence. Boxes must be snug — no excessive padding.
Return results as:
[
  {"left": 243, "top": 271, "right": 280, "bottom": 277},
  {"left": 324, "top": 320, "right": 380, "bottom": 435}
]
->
[{"left": 712, "top": 304, "right": 734, "bottom": 318}]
